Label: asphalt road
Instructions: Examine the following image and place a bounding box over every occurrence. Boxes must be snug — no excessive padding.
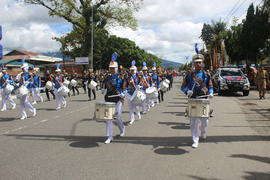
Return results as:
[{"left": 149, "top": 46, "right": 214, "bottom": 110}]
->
[{"left": 0, "top": 78, "right": 269, "bottom": 180}]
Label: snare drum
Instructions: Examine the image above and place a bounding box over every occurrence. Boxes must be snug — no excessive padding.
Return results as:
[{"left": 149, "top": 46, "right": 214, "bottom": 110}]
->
[
  {"left": 57, "top": 86, "right": 70, "bottom": 96},
  {"left": 95, "top": 101, "right": 116, "bottom": 120},
  {"left": 145, "top": 87, "right": 158, "bottom": 99},
  {"left": 188, "top": 99, "right": 210, "bottom": 118},
  {"left": 88, "top": 80, "right": 97, "bottom": 89},
  {"left": 164, "top": 79, "right": 170, "bottom": 84},
  {"left": 45, "top": 81, "right": 53, "bottom": 90},
  {"left": 4, "top": 83, "right": 14, "bottom": 95},
  {"left": 14, "top": 86, "right": 29, "bottom": 98},
  {"left": 63, "top": 80, "right": 70, "bottom": 87},
  {"left": 70, "top": 79, "right": 77, "bottom": 87},
  {"left": 130, "top": 90, "right": 146, "bottom": 105},
  {"left": 160, "top": 81, "right": 169, "bottom": 91}
]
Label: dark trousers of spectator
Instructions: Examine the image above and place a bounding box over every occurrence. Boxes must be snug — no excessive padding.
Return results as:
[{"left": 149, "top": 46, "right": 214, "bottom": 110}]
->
[
  {"left": 169, "top": 81, "right": 173, "bottom": 90},
  {"left": 88, "top": 88, "right": 96, "bottom": 100},
  {"left": 46, "top": 88, "right": 55, "bottom": 101},
  {"left": 82, "top": 84, "right": 87, "bottom": 94},
  {"left": 72, "top": 86, "right": 80, "bottom": 96},
  {"left": 158, "top": 90, "right": 164, "bottom": 102}
]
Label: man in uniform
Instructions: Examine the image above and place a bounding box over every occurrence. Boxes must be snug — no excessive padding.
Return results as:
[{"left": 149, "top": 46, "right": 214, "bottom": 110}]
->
[
  {"left": 151, "top": 63, "right": 160, "bottom": 106},
  {"left": 256, "top": 66, "right": 269, "bottom": 99},
  {"left": 31, "top": 68, "right": 43, "bottom": 104},
  {"left": 140, "top": 62, "right": 152, "bottom": 114},
  {"left": 17, "top": 63, "right": 37, "bottom": 120},
  {"left": 103, "top": 58, "right": 126, "bottom": 144},
  {"left": 181, "top": 54, "right": 214, "bottom": 148},
  {"left": 125, "top": 61, "right": 142, "bottom": 125},
  {"left": 0, "top": 67, "right": 16, "bottom": 111},
  {"left": 53, "top": 68, "right": 67, "bottom": 110}
]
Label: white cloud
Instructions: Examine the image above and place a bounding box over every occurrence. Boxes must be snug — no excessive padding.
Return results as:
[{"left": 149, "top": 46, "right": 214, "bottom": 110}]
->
[
  {"left": 0, "top": 0, "right": 261, "bottom": 62},
  {"left": 0, "top": 0, "right": 63, "bottom": 53}
]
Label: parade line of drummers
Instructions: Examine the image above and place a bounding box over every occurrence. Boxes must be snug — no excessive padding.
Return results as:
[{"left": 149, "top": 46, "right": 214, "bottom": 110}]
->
[{"left": 0, "top": 52, "right": 213, "bottom": 148}]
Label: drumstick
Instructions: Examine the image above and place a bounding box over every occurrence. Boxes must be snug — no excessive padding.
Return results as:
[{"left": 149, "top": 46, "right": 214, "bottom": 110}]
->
[
  {"left": 108, "top": 94, "right": 121, "bottom": 98},
  {"left": 196, "top": 95, "right": 210, "bottom": 99}
]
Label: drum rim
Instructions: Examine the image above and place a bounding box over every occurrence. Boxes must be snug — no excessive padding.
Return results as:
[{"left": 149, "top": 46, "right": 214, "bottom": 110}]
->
[{"left": 96, "top": 101, "right": 116, "bottom": 105}]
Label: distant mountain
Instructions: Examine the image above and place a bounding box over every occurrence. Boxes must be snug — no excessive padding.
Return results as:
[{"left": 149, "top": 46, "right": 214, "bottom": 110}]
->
[
  {"left": 43, "top": 52, "right": 71, "bottom": 61},
  {"left": 161, "top": 59, "right": 182, "bottom": 69}
]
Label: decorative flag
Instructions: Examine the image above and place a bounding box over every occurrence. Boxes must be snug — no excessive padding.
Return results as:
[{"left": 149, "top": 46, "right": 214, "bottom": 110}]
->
[
  {"left": 0, "top": 44, "right": 2, "bottom": 59},
  {"left": 22, "top": 57, "right": 25, "bottom": 64},
  {"left": 153, "top": 62, "right": 156, "bottom": 67},
  {"left": 195, "top": 43, "right": 199, "bottom": 54},
  {"left": 111, "top": 52, "right": 119, "bottom": 61},
  {"left": 56, "top": 64, "right": 61, "bottom": 69},
  {"left": 131, "top": 60, "right": 136, "bottom": 66},
  {"left": 143, "top": 62, "right": 146, "bottom": 66}
]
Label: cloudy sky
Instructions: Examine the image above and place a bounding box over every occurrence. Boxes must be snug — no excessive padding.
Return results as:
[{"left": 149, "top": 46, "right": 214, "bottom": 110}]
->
[{"left": 0, "top": 0, "right": 261, "bottom": 63}]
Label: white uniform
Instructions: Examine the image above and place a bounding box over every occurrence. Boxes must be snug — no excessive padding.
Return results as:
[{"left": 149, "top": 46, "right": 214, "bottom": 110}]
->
[{"left": 17, "top": 72, "right": 36, "bottom": 119}]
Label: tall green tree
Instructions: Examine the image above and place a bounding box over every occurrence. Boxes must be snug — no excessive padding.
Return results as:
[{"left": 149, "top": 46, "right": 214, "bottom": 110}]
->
[{"left": 24, "top": 0, "right": 143, "bottom": 65}]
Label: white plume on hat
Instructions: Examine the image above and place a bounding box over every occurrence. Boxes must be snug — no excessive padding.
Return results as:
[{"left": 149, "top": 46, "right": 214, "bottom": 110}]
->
[
  {"left": 151, "top": 62, "right": 157, "bottom": 71},
  {"left": 142, "top": 62, "right": 148, "bottom": 70},
  {"left": 130, "top": 60, "right": 137, "bottom": 71}
]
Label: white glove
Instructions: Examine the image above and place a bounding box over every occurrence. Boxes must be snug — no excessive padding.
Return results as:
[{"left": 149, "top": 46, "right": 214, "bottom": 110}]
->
[
  {"left": 209, "top": 93, "right": 214, "bottom": 98},
  {"left": 187, "top": 90, "right": 193, "bottom": 97},
  {"left": 136, "top": 85, "right": 142, "bottom": 90},
  {"left": 119, "top": 93, "right": 125, "bottom": 98}
]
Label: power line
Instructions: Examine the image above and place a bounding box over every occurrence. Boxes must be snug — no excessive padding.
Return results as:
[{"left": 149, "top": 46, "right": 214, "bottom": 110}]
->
[{"left": 224, "top": 0, "right": 242, "bottom": 21}]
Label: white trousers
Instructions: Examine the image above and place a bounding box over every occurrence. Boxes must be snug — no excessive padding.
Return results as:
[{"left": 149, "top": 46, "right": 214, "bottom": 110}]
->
[
  {"left": 106, "top": 101, "right": 125, "bottom": 138},
  {"left": 54, "top": 88, "right": 66, "bottom": 109},
  {"left": 1, "top": 93, "right": 15, "bottom": 110},
  {"left": 31, "top": 88, "right": 43, "bottom": 102},
  {"left": 127, "top": 95, "right": 141, "bottom": 124},
  {"left": 189, "top": 117, "right": 208, "bottom": 144},
  {"left": 142, "top": 97, "right": 151, "bottom": 112},
  {"left": 19, "top": 95, "right": 35, "bottom": 118}
]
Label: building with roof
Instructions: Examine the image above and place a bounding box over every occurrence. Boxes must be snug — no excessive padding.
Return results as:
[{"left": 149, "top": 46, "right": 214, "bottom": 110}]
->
[{"left": 0, "top": 50, "right": 63, "bottom": 75}]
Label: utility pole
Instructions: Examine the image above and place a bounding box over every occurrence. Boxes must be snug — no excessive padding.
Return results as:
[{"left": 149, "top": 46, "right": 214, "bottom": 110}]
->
[{"left": 90, "top": 4, "right": 94, "bottom": 71}]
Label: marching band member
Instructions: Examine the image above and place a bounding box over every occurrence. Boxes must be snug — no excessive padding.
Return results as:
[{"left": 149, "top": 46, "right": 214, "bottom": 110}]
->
[
  {"left": 151, "top": 63, "right": 160, "bottom": 106},
  {"left": 31, "top": 68, "right": 43, "bottom": 104},
  {"left": 44, "top": 70, "right": 55, "bottom": 101},
  {"left": 181, "top": 54, "right": 214, "bottom": 148},
  {"left": 157, "top": 67, "right": 165, "bottom": 103},
  {"left": 126, "top": 61, "right": 142, "bottom": 125},
  {"left": 87, "top": 69, "right": 97, "bottom": 101},
  {"left": 0, "top": 67, "right": 16, "bottom": 111},
  {"left": 103, "top": 57, "right": 126, "bottom": 144},
  {"left": 17, "top": 62, "right": 36, "bottom": 120},
  {"left": 140, "top": 62, "right": 152, "bottom": 114},
  {"left": 70, "top": 71, "right": 80, "bottom": 96},
  {"left": 53, "top": 67, "right": 67, "bottom": 110}
]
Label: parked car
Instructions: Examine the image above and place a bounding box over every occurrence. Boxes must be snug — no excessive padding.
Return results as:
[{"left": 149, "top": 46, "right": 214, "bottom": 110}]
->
[{"left": 212, "top": 67, "right": 250, "bottom": 96}]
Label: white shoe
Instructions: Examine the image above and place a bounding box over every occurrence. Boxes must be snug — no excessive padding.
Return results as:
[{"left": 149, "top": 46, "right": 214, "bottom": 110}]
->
[
  {"left": 32, "top": 101, "right": 37, "bottom": 105},
  {"left": 104, "top": 137, "right": 113, "bottom": 144},
  {"left": 62, "top": 102, "right": 67, "bottom": 108},
  {"left": 12, "top": 105, "right": 16, "bottom": 110},
  {"left": 33, "top": 108, "right": 37, "bottom": 117},
  {"left": 142, "top": 111, "right": 147, "bottom": 114},
  {"left": 40, "top": 97, "right": 44, "bottom": 103},
  {"left": 129, "top": 120, "right": 134, "bottom": 125},
  {"left": 0, "top": 108, "right": 6, "bottom": 112},
  {"left": 192, "top": 142, "right": 199, "bottom": 148},
  {"left": 120, "top": 128, "right": 125, "bottom": 137},
  {"left": 138, "top": 114, "right": 142, "bottom": 120},
  {"left": 20, "top": 116, "right": 27, "bottom": 120},
  {"left": 56, "top": 107, "right": 61, "bottom": 110}
]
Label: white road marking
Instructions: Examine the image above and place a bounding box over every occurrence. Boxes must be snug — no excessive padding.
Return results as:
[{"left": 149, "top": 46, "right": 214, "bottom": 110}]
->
[{"left": 0, "top": 106, "right": 89, "bottom": 136}]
